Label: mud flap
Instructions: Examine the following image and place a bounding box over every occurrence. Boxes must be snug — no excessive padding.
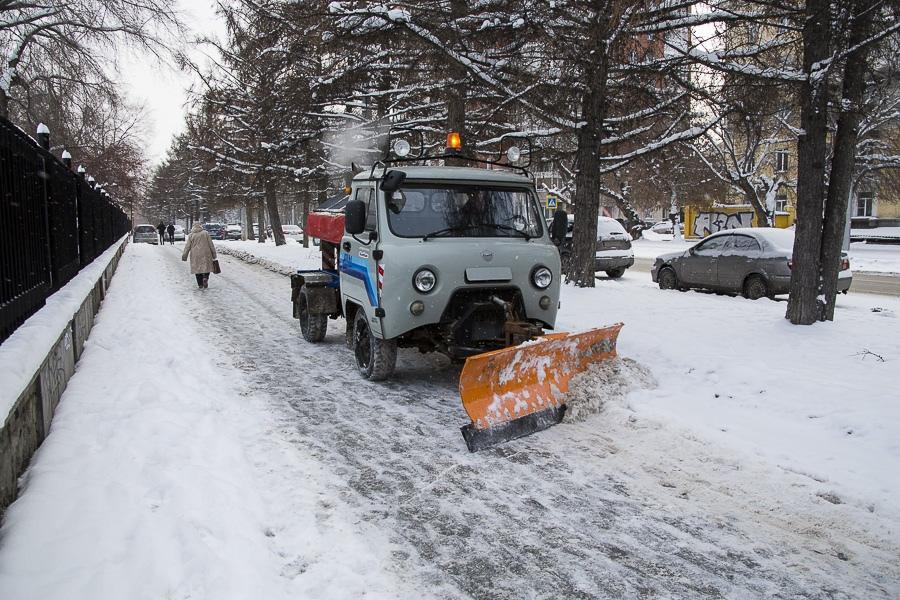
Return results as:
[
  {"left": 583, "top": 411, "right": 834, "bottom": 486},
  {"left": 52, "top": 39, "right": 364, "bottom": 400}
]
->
[{"left": 458, "top": 323, "right": 623, "bottom": 452}]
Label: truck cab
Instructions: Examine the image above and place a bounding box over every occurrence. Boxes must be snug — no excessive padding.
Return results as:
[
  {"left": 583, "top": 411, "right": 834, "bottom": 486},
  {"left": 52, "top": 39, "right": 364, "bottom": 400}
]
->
[{"left": 294, "top": 163, "right": 565, "bottom": 381}]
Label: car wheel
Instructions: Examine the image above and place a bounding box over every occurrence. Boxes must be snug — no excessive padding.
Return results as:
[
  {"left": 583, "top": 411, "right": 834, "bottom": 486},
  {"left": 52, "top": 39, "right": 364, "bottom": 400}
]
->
[
  {"left": 743, "top": 275, "right": 768, "bottom": 300},
  {"left": 353, "top": 310, "right": 397, "bottom": 381},
  {"left": 605, "top": 267, "right": 625, "bottom": 279},
  {"left": 298, "top": 288, "right": 328, "bottom": 343},
  {"left": 658, "top": 267, "right": 678, "bottom": 290}
]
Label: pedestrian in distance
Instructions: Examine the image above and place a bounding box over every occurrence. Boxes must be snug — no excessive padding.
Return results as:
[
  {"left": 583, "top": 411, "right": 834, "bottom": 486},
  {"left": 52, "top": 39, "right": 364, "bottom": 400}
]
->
[
  {"left": 182, "top": 223, "right": 218, "bottom": 289},
  {"left": 156, "top": 222, "right": 166, "bottom": 246},
  {"left": 166, "top": 223, "right": 175, "bottom": 245}
]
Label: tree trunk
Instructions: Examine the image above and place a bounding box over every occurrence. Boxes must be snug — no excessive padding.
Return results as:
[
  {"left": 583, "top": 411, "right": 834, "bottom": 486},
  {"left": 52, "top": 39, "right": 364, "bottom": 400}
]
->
[
  {"left": 243, "top": 200, "right": 254, "bottom": 241},
  {"left": 301, "top": 188, "right": 311, "bottom": 248},
  {"left": 738, "top": 181, "right": 770, "bottom": 227},
  {"left": 820, "top": 0, "right": 874, "bottom": 321},
  {"left": 0, "top": 92, "right": 8, "bottom": 119},
  {"left": 256, "top": 198, "right": 267, "bottom": 242},
  {"left": 265, "top": 177, "right": 286, "bottom": 246},
  {"left": 786, "top": 0, "right": 832, "bottom": 325},
  {"left": 568, "top": 34, "right": 610, "bottom": 287}
]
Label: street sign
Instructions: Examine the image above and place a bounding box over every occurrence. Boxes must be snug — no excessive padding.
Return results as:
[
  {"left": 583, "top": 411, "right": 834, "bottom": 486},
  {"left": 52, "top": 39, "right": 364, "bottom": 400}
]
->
[{"left": 546, "top": 195, "right": 557, "bottom": 209}]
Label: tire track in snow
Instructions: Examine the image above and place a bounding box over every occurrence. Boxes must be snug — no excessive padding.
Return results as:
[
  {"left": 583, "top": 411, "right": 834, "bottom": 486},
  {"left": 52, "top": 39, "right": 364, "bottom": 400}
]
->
[{"left": 164, "top": 249, "right": 900, "bottom": 599}]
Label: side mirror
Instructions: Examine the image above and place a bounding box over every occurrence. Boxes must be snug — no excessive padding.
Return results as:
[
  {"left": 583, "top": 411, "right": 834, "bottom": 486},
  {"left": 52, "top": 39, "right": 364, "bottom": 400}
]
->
[
  {"left": 550, "top": 209, "right": 568, "bottom": 245},
  {"left": 345, "top": 199, "right": 366, "bottom": 235},
  {"left": 380, "top": 169, "right": 407, "bottom": 193}
]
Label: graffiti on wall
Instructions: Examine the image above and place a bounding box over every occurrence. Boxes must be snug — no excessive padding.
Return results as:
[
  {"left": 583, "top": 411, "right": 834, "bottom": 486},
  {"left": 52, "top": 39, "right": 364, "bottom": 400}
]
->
[{"left": 692, "top": 211, "right": 754, "bottom": 238}]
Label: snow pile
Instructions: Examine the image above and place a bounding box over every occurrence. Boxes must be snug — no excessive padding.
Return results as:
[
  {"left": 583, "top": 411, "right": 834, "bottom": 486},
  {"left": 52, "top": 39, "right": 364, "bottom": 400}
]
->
[
  {"left": 847, "top": 242, "right": 900, "bottom": 275},
  {"left": 562, "top": 358, "right": 656, "bottom": 423},
  {"left": 214, "top": 240, "right": 321, "bottom": 274}
]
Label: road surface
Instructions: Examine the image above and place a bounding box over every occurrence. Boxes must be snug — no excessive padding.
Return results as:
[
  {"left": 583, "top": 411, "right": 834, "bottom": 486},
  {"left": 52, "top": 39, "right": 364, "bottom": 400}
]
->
[
  {"left": 631, "top": 257, "right": 900, "bottom": 296},
  {"left": 153, "top": 248, "right": 898, "bottom": 599}
]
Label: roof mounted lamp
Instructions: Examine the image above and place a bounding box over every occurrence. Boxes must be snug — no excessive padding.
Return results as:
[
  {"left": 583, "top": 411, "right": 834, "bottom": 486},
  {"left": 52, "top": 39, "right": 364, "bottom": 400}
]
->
[
  {"left": 506, "top": 145, "right": 522, "bottom": 163},
  {"left": 446, "top": 131, "right": 462, "bottom": 153},
  {"left": 393, "top": 138, "right": 411, "bottom": 158}
]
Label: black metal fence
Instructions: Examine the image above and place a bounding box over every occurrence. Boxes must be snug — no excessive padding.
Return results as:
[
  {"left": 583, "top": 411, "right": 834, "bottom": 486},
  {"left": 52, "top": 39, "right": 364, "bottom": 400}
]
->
[{"left": 0, "top": 116, "right": 130, "bottom": 344}]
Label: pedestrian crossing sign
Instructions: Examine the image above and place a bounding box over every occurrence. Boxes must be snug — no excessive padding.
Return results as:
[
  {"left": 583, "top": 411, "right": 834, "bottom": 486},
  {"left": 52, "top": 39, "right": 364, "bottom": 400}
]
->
[{"left": 546, "top": 195, "right": 557, "bottom": 209}]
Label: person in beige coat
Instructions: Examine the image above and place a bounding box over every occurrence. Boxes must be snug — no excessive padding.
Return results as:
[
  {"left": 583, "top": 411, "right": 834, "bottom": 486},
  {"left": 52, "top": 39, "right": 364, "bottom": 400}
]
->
[{"left": 182, "top": 223, "right": 218, "bottom": 288}]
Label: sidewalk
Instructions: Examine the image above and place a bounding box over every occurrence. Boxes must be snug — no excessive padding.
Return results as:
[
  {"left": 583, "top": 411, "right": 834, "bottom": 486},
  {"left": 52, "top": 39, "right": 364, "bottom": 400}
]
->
[{"left": 0, "top": 244, "right": 409, "bottom": 600}]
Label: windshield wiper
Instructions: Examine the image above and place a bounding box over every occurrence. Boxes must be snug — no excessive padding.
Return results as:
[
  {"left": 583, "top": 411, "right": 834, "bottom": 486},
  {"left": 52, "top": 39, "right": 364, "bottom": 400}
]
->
[
  {"left": 482, "top": 223, "right": 531, "bottom": 240},
  {"left": 422, "top": 223, "right": 531, "bottom": 241},
  {"left": 422, "top": 225, "right": 472, "bottom": 241}
]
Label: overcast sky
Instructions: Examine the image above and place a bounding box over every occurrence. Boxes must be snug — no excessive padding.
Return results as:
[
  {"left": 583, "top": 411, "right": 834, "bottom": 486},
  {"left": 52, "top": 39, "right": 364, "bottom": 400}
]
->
[{"left": 116, "top": 0, "right": 225, "bottom": 167}]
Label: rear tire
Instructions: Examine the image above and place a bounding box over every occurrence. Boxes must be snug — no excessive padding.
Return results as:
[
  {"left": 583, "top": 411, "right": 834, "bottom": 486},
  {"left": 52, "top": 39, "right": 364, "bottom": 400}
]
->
[
  {"left": 353, "top": 310, "right": 397, "bottom": 381},
  {"left": 298, "top": 288, "right": 327, "bottom": 343},
  {"left": 605, "top": 267, "right": 625, "bottom": 279},
  {"left": 658, "top": 267, "right": 678, "bottom": 290},
  {"left": 743, "top": 275, "right": 768, "bottom": 300}
]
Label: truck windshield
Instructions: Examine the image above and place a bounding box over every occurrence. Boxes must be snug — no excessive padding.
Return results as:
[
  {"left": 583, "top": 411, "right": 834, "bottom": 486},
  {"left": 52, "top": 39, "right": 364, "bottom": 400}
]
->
[{"left": 385, "top": 185, "right": 544, "bottom": 239}]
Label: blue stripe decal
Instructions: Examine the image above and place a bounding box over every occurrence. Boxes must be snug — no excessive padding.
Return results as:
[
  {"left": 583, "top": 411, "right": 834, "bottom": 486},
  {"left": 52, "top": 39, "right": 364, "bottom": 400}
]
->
[{"left": 340, "top": 253, "right": 378, "bottom": 307}]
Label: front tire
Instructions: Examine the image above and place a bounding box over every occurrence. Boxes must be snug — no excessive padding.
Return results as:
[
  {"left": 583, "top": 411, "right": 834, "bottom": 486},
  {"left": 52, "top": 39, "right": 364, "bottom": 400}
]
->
[
  {"left": 298, "top": 288, "right": 327, "bottom": 343},
  {"left": 605, "top": 267, "right": 626, "bottom": 279},
  {"left": 353, "top": 310, "right": 397, "bottom": 381},
  {"left": 658, "top": 267, "right": 678, "bottom": 290},
  {"left": 743, "top": 275, "right": 768, "bottom": 300}
]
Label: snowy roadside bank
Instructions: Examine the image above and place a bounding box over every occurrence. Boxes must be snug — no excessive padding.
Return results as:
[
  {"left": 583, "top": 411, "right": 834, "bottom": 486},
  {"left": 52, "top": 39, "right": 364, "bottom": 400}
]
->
[
  {"left": 0, "top": 235, "right": 128, "bottom": 412},
  {"left": 211, "top": 240, "right": 900, "bottom": 537},
  {"left": 0, "top": 244, "right": 415, "bottom": 600}
]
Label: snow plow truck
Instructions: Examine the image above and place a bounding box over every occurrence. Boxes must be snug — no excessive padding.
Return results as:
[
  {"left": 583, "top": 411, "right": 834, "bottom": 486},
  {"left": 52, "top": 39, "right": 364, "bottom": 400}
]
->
[{"left": 291, "top": 134, "right": 622, "bottom": 451}]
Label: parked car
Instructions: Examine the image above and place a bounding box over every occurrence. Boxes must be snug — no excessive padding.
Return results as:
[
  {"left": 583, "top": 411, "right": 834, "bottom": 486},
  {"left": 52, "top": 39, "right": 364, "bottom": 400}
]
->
[
  {"left": 650, "top": 221, "right": 674, "bottom": 235},
  {"left": 651, "top": 228, "right": 852, "bottom": 299},
  {"left": 133, "top": 224, "right": 159, "bottom": 244},
  {"left": 556, "top": 216, "right": 635, "bottom": 278},
  {"left": 281, "top": 224, "right": 303, "bottom": 241},
  {"left": 226, "top": 224, "right": 243, "bottom": 240},
  {"left": 171, "top": 225, "right": 186, "bottom": 242},
  {"left": 203, "top": 222, "right": 228, "bottom": 240}
]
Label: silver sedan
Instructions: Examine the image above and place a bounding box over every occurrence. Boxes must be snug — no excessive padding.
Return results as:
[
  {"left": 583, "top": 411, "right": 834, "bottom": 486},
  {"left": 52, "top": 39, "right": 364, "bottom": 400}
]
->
[{"left": 651, "top": 228, "right": 852, "bottom": 299}]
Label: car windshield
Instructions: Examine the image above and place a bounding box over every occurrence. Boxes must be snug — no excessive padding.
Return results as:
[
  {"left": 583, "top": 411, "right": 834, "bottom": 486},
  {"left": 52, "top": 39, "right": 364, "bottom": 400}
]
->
[
  {"left": 385, "top": 184, "right": 543, "bottom": 239},
  {"left": 135, "top": 225, "right": 155, "bottom": 233}
]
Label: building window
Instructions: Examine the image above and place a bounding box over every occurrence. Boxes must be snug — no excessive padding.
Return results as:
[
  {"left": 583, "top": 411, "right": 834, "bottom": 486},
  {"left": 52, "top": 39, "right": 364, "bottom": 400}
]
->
[
  {"left": 775, "top": 151, "right": 789, "bottom": 173},
  {"left": 775, "top": 194, "right": 788, "bottom": 212},
  {"left": 856, "top": 191, "right": 875, "bottom": 217}
]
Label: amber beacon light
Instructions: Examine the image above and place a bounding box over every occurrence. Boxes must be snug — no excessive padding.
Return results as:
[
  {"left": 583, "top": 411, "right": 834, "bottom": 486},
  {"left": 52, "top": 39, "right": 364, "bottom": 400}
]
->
[{"left": 446, "top": 131, "right": 462, "bottom": 150}]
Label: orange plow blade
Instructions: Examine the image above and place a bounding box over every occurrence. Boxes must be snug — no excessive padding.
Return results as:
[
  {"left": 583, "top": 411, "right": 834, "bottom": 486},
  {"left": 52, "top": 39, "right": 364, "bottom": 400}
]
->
[{"left": 459, "top": 323, "right": 623, "bottom": 452}]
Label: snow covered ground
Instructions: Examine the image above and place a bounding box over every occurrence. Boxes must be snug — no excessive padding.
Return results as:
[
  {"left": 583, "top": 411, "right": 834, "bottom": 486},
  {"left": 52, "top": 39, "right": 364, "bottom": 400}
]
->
[
  {"left": 633, "top": 236, "right": 900, "bottom": 274},
  {"left": 1, "top": 241, "right": 898, "bottom": 598}
]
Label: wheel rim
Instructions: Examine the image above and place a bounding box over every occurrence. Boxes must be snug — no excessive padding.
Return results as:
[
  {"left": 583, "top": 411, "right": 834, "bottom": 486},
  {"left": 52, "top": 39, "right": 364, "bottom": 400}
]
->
[
  {"left": 660, "top": 269, "right": 675, "bottom": 288},
  {"left": 748, "top": 279, "right": 765, "bottom": 298},
  {"left": 354, "top": 319, "right": 371, "bottom": 369}
]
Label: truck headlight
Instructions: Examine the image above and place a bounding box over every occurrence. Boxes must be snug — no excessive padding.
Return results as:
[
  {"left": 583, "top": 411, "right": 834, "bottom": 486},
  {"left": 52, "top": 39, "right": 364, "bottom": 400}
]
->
[
  {"left": 413, "top": 268, "right": 436, "bottom": 293},
  {"left": 532, "top": 266, "right": 552, "bottom": 289}
]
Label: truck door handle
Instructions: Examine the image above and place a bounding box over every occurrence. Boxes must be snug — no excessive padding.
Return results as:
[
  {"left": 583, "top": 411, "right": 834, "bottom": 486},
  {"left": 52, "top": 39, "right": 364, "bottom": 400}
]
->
[{"left": 342, "top": 241, "right": 351, "bottom": 252}]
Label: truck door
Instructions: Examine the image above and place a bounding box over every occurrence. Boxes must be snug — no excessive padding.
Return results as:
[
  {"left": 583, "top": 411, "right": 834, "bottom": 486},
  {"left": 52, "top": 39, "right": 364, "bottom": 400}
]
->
[{"left": 340, "top": 186, "right": 381, "bottom": 318}]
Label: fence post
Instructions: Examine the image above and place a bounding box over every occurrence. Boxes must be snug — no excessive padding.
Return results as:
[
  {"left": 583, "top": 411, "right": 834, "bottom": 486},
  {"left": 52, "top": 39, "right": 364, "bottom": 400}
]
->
[
  {"left": 36, "top": 123, "right": 49, "bottom": 150},
  {"left": 36, "top": 125, "right": 54, "bottom": 288}
]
